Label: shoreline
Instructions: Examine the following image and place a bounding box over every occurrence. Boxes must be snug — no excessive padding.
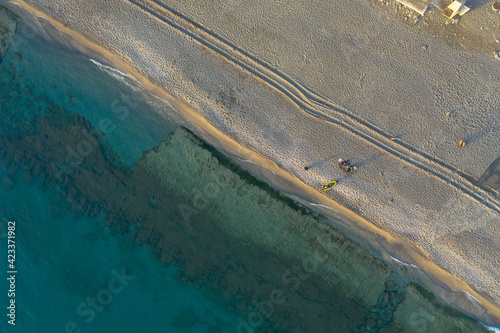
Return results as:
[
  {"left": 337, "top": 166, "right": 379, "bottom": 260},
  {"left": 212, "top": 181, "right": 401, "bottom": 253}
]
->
[{"left": 6, "top": 0, "right": 500, "bottom": 327}]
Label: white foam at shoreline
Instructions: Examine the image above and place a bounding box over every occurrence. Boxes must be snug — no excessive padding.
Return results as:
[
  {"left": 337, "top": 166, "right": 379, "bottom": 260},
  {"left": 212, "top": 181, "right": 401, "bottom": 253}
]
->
[
  {"left": 389, "top": 255, "right": 499, "bottom": 331},
  {"left": 308, "top": 202, "right": 340, "bottom": 212},
  {"left": 389, "top": 253, "right": 486, "bottom": 311},
  {"left": 389, "top": 255, "right": 421, "bottom": 270},
  {"left": 11, "top": 1, "right": 48, "bottom": 20},
  {"left": 90, "top": 58, "right": 136, "bottom": 81},
  {"left": 89, "top": 58, "right": 178, "bottom": 113},
  {"left": 459, "top": 290, "right": 486, "bottom": 309}
]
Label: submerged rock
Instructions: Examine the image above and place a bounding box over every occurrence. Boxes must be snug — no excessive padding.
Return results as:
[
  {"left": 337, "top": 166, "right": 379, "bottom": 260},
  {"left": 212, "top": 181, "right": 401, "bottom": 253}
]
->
[
  {"left": 170, "top": 307, "right": 198, "bottom": 331},
  {"left": 0, "top": 103, "right": 491, "bottom": 332},
  {"left": 0, "top": 6, "right": 19, "bottom": 63},
  {"left": 381, "top": 283, "right": 490, "bottom": 333}
]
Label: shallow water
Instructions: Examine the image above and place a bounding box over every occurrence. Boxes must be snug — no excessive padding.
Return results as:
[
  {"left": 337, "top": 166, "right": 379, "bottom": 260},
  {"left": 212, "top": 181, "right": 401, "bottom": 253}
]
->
[
  {"left": 0, "top": 20, "right": 236, "bottom": 333},
  {"left": 0, "top": 10, "right": 493, "bottom": 333}
]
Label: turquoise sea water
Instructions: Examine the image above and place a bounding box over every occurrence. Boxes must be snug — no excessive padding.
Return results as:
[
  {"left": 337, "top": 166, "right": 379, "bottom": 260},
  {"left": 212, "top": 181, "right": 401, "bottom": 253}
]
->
[
  {"left": 0, "top": 11, "right": 495, "bottom": 333},
  {"left": 0, "top": 167, "right": 236, "bottom": 333},
  {"left": 0, "top": 19, "right": 237, "bottom": 333}
]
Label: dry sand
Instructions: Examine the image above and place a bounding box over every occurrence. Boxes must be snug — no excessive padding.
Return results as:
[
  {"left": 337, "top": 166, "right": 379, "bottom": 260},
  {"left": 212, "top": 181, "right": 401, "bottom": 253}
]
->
[{"left": 5, "top": 0, "right": 500, "bottom": 327}]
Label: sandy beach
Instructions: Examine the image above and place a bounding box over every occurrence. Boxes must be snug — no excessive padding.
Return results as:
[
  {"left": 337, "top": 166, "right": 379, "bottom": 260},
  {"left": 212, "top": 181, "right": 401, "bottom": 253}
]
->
[{"left": 5, "top": 0, "right": 500, "bottom": 327}]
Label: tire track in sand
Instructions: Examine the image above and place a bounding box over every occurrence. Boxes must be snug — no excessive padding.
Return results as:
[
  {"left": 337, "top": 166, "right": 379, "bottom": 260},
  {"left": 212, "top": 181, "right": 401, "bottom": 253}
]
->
[{"left": 128, "top": 0, "right": 500, "bottom": 216}]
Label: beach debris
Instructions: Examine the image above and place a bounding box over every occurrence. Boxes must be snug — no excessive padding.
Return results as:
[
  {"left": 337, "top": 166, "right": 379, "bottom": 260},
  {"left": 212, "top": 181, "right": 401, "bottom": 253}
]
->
[
  {"left": 493, "top": 1, "right": 500, "bottom": 11},
  {"left": 422, "top": 44, "right": 428, "bottom": 51},
  {"left": 338, "top": 158, "right": 357, "bottom": 172},
  {"left": 446, "top": 111, "right": 451, "bottom": 117},
  {"left": 494, "top": 50, "right": 500, "bottom": 61},
  {"left": 443, "top": 0, "right": 470, "bottom": 20},
  {"left": 304, "top": 166, "right": 309, "bottom": 171},
  {"left": 458, "top": 139, "right": 465, "bottom": 148}
]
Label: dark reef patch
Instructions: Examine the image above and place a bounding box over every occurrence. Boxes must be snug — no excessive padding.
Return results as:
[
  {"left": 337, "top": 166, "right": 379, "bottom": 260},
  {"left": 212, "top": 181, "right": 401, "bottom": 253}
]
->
[
  {"left": 0, "top": 6, "right": 18, "bottom": 63},
  {"left": 0, "top": 91, "right": 490, "bottom": 332}
]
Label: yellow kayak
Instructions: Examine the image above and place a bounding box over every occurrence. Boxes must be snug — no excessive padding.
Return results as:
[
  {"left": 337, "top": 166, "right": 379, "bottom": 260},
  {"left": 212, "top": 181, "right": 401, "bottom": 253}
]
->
[{"left": 322, "top": 180, "right": 337, "bottom": 191}]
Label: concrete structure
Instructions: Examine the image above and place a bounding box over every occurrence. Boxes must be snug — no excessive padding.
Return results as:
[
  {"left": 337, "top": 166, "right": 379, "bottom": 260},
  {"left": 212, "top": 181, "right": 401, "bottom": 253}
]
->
[
  {"left": 396, "top": 0, "right": 432, "bottom": 15},
  {"left": 443, "top": 0, "right": 470, "bottom": 19}
]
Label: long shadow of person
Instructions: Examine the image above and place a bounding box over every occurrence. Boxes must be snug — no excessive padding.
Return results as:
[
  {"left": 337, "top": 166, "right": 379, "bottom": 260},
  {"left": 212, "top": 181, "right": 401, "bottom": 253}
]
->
[{"left": 304, "top": 155, "right": 337, "bottom": 170}]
